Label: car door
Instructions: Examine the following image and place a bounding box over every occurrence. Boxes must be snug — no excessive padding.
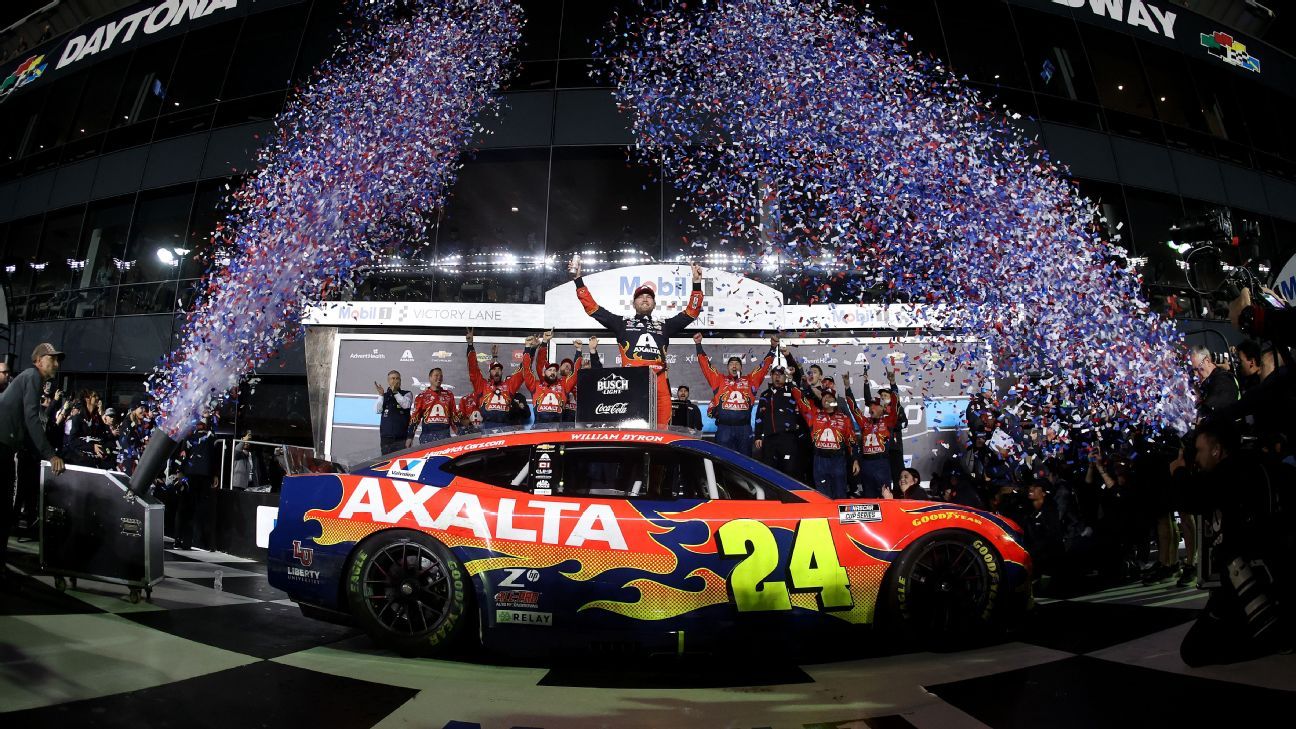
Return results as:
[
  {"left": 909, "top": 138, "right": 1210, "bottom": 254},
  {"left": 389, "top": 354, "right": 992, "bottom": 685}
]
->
[{"left": 568, "top": 445, "right": 888, "bottom": 640}]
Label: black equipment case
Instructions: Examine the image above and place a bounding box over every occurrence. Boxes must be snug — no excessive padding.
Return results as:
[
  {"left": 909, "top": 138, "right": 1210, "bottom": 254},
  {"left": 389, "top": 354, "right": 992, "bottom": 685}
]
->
[{"left": 40, "top": 463, "right": 165, "bottom": 603}]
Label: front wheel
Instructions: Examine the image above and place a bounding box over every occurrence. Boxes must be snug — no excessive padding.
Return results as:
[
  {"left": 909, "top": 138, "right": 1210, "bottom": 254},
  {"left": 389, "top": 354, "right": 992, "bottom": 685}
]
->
[
  {"left": 883, "top": 530, "right": 1003, "bottom": 643},
  {"left": 345, "top": 530, "right": 474, "bottom": 657}
]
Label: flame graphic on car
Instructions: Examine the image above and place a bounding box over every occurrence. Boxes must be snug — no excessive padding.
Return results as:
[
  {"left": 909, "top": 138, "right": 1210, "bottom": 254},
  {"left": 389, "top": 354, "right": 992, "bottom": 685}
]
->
[{"left": 579, "top": 567, "right": 730, "bottom": 620}]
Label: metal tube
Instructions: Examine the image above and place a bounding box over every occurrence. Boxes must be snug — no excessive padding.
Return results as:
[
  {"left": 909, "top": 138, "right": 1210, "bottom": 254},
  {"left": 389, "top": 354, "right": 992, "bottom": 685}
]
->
[{"left": 128, "top": 430, "right": 178, "bottom": 496}]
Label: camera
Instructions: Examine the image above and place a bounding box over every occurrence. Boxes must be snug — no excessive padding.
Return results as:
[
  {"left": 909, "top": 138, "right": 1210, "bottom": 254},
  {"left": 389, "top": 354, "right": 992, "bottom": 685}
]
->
[{"left": 1173, "top": 210, "right": 1266, "bottom": 306}]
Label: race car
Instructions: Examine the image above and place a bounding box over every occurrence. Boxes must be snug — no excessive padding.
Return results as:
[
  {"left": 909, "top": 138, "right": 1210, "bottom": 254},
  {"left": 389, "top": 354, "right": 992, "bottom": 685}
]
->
[{"left": 268, "top": 427, "right": 1031, "bottom": 657}]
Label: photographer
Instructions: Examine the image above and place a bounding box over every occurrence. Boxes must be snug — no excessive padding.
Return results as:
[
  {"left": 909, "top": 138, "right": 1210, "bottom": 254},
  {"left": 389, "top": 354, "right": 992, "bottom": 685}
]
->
[{"left": 1170, "top": 419, "right": 1294, "bottom": 667}]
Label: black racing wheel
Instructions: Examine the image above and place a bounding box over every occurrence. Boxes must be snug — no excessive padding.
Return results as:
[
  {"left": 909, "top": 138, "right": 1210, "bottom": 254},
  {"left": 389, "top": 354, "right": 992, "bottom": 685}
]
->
[
  {"left": 346, "top": 530, "right": 474, "bottom": 657},
  {"left": 883, "top": 530, "right": 1003, "bottom": 642}
]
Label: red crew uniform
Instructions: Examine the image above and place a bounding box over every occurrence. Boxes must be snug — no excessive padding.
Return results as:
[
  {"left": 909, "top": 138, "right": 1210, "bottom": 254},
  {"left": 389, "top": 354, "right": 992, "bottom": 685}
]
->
[
  {"left": 409, "top": 387, "right": 457, "bottom": 443},
  {"left": 845, "top": 382, "right": 900, "bottom": 498},
  {"left": 575, "top": 276, "right": 703, "bottom": 426},
  {"left": 794, "top": 389, "right": 858, "bottom": 499},
  {"left": 698, "top": 344, "right": 775, "bottom": 456},
  {"left": 523, "top": 349, "right": 580, "bottom": 424},
  {"left": 456, "top": 392, "right": 479, "bottom": 428},
  {"left": 466, "top": 344, "right": 529, "bottom": 430}
]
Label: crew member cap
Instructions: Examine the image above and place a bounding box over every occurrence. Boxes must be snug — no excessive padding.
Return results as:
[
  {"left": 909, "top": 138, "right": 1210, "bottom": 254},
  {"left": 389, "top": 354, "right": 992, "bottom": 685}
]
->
[{"left": 31, "top": 342, "right": 64, "bottom": 363}]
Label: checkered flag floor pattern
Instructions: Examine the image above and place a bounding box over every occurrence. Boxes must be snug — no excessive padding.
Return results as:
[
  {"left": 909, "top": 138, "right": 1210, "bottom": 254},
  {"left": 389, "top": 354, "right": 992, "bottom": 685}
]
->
[{"left": 2, "top": 538, "right": 1292, "bottom": 728}]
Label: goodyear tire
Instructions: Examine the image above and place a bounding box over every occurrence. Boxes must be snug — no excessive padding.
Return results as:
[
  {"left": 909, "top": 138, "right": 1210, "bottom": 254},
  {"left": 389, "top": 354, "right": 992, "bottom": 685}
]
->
[
  {"left": 883, "top": 530, "right": 1003, "bottom": 643},
  {"left": 346, "top": 530, "right": 473, "bottom": 657}
]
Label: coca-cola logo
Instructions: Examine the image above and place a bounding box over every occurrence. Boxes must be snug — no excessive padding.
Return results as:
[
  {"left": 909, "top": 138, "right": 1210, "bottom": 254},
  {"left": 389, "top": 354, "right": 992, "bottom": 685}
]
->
[{"left": 595, "top": 402, "right": 630, "bottom": 415}]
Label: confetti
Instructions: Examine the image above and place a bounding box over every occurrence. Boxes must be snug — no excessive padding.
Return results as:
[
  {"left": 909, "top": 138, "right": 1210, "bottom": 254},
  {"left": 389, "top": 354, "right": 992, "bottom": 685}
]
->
[
  {"left": 597, "top": 0, "right": 1194, "bottom": 446},
  {"left": 148, "top": 0, "right": 522, "bottom": 441}
]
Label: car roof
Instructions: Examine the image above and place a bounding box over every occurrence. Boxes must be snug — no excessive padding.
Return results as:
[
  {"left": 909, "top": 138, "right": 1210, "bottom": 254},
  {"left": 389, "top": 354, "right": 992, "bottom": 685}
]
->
[{"left": 349, "top": 423, "right": 701, "bottom": 472}]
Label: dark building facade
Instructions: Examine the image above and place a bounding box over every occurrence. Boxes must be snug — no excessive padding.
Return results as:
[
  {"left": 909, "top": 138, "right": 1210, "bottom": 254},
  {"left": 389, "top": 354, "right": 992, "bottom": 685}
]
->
[{"left": 0, "top": 0, "right": 1294, "bottom": 443}]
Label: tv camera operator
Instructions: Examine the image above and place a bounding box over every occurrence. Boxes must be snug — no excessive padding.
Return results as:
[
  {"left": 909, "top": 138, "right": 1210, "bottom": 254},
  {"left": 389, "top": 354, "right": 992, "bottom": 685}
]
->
[{"left": 1169, "top": 418, "right": 1294, "bottom": 667}]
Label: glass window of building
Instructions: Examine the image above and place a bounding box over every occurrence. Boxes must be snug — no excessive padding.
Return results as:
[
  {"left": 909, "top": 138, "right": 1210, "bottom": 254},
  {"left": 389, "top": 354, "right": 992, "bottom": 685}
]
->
[
  {"left": 4, "top": 216, "right": 43, "bottom": 297},
  {"left": 123, "top": 185, "right": 195, "bottom": 286},
  {"left": 211, "top": 91, "right": 284, "bottom": 127},
  {"left": 1012, "top": 8, "right": 1098, "bottom": 104},
  {"left": 557, "top": 58, "right": 610, "bottom": 89},
  {"left": 1079, "top": 27, "right": 1154, "bottom": 115},
  {"left": 293, "top": 0, "right": 345, "bottom": 85},
  {"left": 1236, "top": 77, "right": 1295, "bottom": 163},
  {"left": 61, "top": 55, "right": 131, "bottom": 162},
  {"left": 1137, "top": 42, "right": 1209, "bottom": 134},
  {"left": 1188, "top": 59, "right": 1251, "bottom": 148},
  {"left": 111, "top": 38, "right": 183, "bottom": 130},
  {"left": 66, "top": 286, "right": 118, "bottom": 319},
  {"left": 559, "top": 0, "right": 620, "bottom": 59},
  {"left": 515, "top": 0, "right": 562, "bottom": 61},
  {"left": 872, "top": 0, "right": 947, "bottom": 64},
  {"left": 1125, "top": 189, "right": 1186, "bottom": 284},
  {"left": 26, "top": 73, "right": 86, "bottom": 156},
  {"left": 77, "top": 196, "right": 134, "bottom": 290},
  {"left": 166, "top": 22, "right": 238, "bottom": 111},
  {"left": 546, "top": 146, "right": 662, "bottom": 288},
  {"left": 935, "top": 0, "right": 1029, "bottom": 89},
  {"left": 186, "top": 178, "right": 237, "bottom": 280},
  {"left": 32, "top": 206, "right": 85, "bottom": 293},
  {"left": 434, "top": 148, "right": 551, "bottom": 303},
  {"left": 222, "top": 4, "right": 309, "bottom": 100},
  {"left": 0, "top": 88, "right": 44, "bottom": 164},
  {"left": 1073, "top": 180, "right": 1130, "bottom": 251},
  {"left": 116, "top": 280, "right": 178, "bottom": 316}
]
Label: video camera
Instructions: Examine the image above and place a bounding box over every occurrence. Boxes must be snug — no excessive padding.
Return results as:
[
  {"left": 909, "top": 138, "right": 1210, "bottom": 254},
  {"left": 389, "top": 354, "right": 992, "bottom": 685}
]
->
[{"left": 1172, "top": 210, "right": 1271, "bottom": 312}]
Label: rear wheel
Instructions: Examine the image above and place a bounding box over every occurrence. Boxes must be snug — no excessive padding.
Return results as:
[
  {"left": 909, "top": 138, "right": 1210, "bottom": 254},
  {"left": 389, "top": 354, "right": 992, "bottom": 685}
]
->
[
  {"left": 345, "top": 530, "right": 474, "bottom": 656},
  {"left": 884, "top": 531, "right": 1003, "bottom": 642}
]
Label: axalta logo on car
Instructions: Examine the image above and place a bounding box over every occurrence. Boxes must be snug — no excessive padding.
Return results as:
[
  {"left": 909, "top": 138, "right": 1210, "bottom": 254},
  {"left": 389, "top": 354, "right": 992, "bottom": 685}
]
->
[{"left": 335, "top": 477, "right": 629, "bottom": 550}]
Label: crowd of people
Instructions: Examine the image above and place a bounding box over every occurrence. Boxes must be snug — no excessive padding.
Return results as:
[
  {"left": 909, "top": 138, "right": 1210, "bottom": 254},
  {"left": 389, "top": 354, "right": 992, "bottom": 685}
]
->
[{"left": 2, "top": 269, "right": 1291, "bottom": 666}]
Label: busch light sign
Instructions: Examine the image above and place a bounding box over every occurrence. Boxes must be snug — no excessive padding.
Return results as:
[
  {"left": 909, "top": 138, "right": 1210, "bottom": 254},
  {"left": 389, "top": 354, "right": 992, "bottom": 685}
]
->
[{"left": 577, "top": 367, "right": 655, "bottom": 425}]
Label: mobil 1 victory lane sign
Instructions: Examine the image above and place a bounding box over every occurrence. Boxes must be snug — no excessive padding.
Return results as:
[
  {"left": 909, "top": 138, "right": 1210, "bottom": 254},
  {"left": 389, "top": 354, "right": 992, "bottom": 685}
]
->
[{"left": 576, "top": 368, "right": 654, "bottom": 424}]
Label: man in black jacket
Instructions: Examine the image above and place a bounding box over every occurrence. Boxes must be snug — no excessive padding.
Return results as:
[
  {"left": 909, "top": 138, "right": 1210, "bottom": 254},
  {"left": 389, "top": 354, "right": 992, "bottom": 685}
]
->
[
  {"left": 670, "top": 385, "right": 703, "bottom": 431},
  {"left": 373, "top": 370, "right": 412, "bottom": 455},
  {"left": 0, "top": 343, "right": 67, "bottom": 583},
  {"left": 1171, "top": 420, "right": 1295, "bottom": 666},
  {"left": 1190, "top": 345, "right": 1239, "bottom": 420},
  {"left": 754, "top": 364, "right": 805, "bottom": 481}
]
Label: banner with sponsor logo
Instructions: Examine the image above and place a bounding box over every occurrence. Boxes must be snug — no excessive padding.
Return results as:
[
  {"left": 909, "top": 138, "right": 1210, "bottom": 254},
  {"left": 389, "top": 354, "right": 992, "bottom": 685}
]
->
[
  {"left": 325, "top": 333, "right": 532, "bottom": 466},
  {"left": 1007, "top": 0, "right": 1293, "bottom": 95},
  {"left": 1, "top": 0, "right": 287, "bottom": 103},
  {"left": 304, "top": 301, "right": 544, "bottom": 329},
  {"left": 575, "top": 367, "right": 656, "bottom": 425}
]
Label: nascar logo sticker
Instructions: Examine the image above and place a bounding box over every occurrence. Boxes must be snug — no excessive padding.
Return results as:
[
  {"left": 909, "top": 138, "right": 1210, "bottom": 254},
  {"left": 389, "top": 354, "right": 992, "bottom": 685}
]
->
[
  {"left": 839, "top": 503, "right": 882, "bottom": 524},
  {"left": 388, "top": 458, "right": 426, "bottom": 481}
]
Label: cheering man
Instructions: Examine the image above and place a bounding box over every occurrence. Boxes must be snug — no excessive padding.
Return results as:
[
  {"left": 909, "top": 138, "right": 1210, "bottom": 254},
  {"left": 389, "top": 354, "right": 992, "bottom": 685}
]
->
[
  {"left": 466, "top": 329, "right": 533, "bottom": 431},
  {"left": 572, "top": 257, "right": 703, "bottom": 426},
  {"left": 695, "top": 333, "right": 777, "bottom": 456}
]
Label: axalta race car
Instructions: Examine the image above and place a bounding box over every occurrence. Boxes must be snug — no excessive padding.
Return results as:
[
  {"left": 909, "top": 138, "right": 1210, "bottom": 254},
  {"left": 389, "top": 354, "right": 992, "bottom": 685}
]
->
[{"left": 268, "top": 427, "right": 1032, "bottom": 657}]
